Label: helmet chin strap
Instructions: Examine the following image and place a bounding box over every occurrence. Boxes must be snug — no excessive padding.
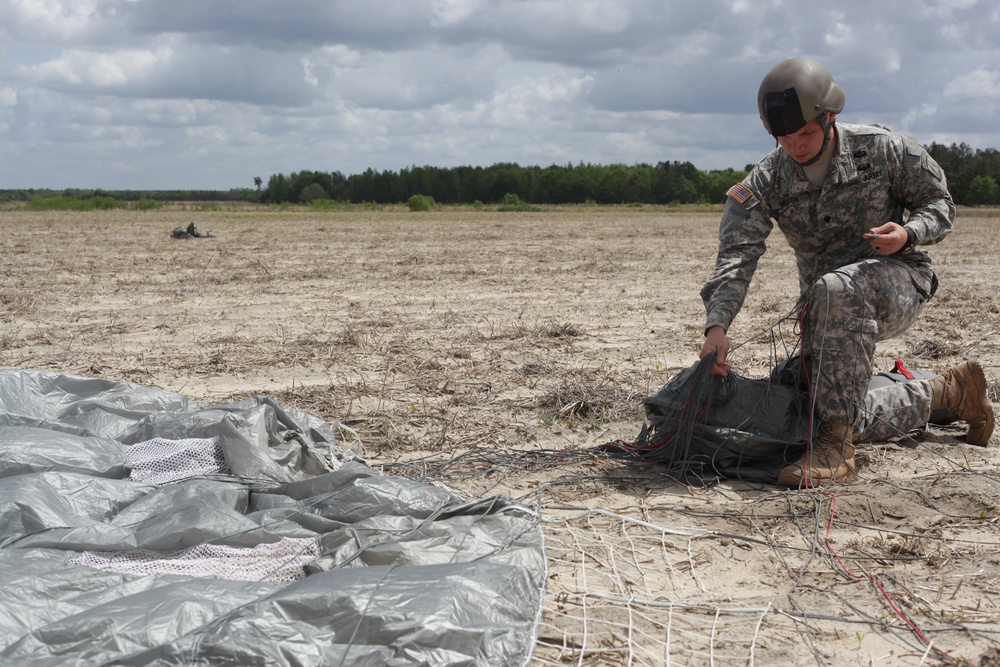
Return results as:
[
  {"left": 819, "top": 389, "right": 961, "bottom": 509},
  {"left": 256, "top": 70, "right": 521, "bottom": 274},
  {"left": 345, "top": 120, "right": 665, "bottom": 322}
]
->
[{"left": 797, "top": 114, "right": 835, "bottom": 166}]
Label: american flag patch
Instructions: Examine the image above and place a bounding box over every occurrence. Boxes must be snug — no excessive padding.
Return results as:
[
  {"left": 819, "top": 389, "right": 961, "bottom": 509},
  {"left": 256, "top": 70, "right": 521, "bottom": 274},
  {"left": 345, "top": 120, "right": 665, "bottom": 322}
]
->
[{"left": 727, "top": 183, "right": 754, "bottom": 204}]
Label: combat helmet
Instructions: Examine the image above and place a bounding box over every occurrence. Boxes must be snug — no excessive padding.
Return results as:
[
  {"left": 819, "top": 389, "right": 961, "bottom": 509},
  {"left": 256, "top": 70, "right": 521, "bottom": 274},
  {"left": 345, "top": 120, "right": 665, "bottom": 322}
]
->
[{"left": 757, "top": 57, "right": 845, "bottom": 137}]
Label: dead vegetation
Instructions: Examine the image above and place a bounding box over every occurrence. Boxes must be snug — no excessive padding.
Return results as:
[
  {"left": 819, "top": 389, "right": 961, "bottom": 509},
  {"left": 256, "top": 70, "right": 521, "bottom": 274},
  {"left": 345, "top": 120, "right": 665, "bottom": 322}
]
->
[{"left": 1, "top": 207, "right": 999, "bottom": 665}]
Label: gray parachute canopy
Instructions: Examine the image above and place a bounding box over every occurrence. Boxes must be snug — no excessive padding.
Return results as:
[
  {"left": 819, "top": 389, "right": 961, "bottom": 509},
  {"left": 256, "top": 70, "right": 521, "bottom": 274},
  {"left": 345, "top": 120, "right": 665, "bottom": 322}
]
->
[{"left": 0, "top": 369, "right": 546, "bottom": 666}]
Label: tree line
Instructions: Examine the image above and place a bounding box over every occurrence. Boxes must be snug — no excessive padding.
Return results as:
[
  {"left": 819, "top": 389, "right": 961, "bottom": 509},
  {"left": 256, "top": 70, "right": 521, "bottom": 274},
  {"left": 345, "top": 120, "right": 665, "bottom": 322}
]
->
[
  {"left": 0, "top": 188, "right": 255, "bottom": 205},
  {"left": 260, "top": 142, "right": 1000, "bottom": 207},
  {"left": 2, "top": 141, "right": 997, "bottom": 208},
  {"left": 259, "top": 161, "right": 744, "bottom": 207},
  {"left": 925, "top": 143, "right": 1000, "bottom": 206}
]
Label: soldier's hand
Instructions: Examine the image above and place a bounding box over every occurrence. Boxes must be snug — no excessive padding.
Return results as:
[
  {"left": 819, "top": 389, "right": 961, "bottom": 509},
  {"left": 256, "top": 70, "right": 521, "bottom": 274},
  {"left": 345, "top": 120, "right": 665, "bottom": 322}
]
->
[
  {"left": 700, "top": 326, "right": 731, "bottom": 376},
  {"left": 864, "top": 222, "right": 908, "bottom": 255}
]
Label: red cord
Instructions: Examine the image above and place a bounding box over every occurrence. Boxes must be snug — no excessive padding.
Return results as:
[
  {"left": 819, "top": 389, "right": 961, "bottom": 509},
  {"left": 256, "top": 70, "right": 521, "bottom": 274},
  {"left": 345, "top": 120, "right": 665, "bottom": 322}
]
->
[
  {"left": 796, "top": 302, "right": 817, "bottom": 490},
  {"left": 798, "top": 305, "right": 972, "bottom": 664},
  {"left": 819, "top": 491, "right": 975, "bottom": 666}
]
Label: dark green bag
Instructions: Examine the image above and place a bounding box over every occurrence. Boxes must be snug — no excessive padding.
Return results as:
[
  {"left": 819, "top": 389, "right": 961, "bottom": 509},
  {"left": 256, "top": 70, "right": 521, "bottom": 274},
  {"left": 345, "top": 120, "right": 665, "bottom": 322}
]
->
[
  {"left": 606, "top": 356, "right": 946, "bottom": 485},
  {"left": 621, "top": 356, "right": 808, "bottom": 485}
]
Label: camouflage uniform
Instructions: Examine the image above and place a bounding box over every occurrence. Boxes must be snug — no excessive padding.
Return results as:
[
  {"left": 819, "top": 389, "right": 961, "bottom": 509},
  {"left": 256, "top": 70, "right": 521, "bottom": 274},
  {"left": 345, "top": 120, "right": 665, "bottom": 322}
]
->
[
  {"left": 701, "top": 123, "right": 955, "bottom": 429},
  {"left": 856, "top": 376, "right": 933, "bottom": 443}
]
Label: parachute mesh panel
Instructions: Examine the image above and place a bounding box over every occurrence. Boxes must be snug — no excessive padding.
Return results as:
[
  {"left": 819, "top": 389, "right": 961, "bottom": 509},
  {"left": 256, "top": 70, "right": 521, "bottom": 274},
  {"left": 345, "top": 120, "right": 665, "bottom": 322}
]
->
[
  {"left": 71, "top": 435, "right": 318, "bottom": 583},
  {"left": 70, "top": 537, "right": 319, "bottom": 583},
  {"left": 126, "top": 436, "right": 228, "bottom": 484}
]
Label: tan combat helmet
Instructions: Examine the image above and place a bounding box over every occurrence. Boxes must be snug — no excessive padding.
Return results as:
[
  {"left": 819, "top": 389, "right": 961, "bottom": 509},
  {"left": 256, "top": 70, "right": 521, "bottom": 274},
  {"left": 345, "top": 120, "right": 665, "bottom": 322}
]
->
[{"left": 757, "top": 57, "right": 846, "bottom": 137}]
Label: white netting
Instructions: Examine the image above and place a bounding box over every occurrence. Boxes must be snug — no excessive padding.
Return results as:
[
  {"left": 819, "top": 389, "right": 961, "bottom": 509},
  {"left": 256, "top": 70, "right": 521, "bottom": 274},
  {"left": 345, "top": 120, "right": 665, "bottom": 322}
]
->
[
  {"left": 126, "top": 436, "right": 228, "bottom": 484},
  {"left": 71, "top": 537, "right": 320, "bottom": 583},
  {"left": 534, "top": 509, "right": 772, "bottom": 666},
  {"left": 370, "top": 441, "right": 1000, "bottom": 665},
  {"left": 72, "top": 435, "right": 318, "bottom": 583}
]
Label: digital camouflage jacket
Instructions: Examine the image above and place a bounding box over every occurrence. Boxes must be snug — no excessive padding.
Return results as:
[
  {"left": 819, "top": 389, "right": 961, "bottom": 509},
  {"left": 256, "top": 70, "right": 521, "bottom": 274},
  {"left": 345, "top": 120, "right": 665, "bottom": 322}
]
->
[{"left": 701, "top": 123, "right": 955, "bottom": 333}]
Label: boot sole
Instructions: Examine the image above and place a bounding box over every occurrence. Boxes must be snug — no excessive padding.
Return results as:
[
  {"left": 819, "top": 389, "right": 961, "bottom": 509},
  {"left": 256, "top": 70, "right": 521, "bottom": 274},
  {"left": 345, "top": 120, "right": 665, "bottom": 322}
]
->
[{"left": 965, "top": 363, "right": 995, "bottom": 446}]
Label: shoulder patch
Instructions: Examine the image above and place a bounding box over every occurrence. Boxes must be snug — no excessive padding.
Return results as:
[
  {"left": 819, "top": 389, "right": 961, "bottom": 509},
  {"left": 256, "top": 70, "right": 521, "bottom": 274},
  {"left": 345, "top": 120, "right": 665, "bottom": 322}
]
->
[{"left": 727, "top": 182, "right": 754, "bottom": 204}]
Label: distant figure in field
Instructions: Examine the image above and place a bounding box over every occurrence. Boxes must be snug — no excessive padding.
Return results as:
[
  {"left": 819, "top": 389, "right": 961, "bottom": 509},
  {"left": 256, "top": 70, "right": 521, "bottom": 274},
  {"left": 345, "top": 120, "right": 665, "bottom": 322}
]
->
[{"left": 171, "top": 221, "right": 215, "bottom": 239}]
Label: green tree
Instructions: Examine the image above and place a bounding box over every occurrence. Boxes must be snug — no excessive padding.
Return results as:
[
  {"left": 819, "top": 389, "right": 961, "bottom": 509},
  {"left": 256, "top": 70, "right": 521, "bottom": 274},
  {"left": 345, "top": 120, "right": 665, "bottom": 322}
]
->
[
  {"left": 966, "top": 174, "right": 999, "bottom": 206},
  {"left": 265, "top": 174, "right": 291, "bottom": 203},
  {"left": 299, "top": 183, "right": 329, "bottom": 203},
  {"left": 407, "top": 194, "right": 436, "bottom": 211}
]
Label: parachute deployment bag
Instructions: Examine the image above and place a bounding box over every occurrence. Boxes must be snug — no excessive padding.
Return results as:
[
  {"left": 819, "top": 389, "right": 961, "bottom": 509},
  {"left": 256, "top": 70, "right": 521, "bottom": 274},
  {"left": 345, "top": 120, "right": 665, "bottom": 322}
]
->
[
  {"left": 617, "top": 356, "right": 945, "bottom": 485},
  {"left": 615, "top": 355, "right": 808, "bottom": 485}
]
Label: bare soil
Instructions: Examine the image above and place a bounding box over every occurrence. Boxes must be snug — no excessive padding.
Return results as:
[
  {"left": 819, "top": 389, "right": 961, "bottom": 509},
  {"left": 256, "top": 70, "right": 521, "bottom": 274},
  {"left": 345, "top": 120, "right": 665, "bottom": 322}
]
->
[{"left": 2, "top": 205, "right": 999, "bottom": 666}]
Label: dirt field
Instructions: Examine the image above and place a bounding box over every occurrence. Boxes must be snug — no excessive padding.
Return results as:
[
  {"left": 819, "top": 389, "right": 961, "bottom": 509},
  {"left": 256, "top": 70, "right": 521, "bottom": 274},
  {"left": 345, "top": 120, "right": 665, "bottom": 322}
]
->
[{"left": 2, "top": 206, "right": 999, "bottom": 666}]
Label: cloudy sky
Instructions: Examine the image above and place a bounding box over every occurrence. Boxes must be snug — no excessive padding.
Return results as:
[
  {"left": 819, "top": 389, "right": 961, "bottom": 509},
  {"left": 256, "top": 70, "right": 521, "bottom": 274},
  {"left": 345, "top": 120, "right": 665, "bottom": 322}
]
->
[{"left": 1, "top": 0, "right": 998, "bottom": 190}]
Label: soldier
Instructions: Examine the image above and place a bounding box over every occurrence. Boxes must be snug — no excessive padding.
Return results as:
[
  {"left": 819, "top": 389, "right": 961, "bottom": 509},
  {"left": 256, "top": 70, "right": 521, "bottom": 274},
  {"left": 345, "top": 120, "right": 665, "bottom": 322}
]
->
[{"left": 699, "top": 57, "right": 994, "bottom": 488}]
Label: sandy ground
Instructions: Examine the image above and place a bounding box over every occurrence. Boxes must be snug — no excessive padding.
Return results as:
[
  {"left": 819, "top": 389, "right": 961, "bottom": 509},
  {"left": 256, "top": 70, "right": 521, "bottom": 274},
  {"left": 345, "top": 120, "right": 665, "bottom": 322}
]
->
[{"left": 2, "top": 205, "right": 999, "bottom": 666}]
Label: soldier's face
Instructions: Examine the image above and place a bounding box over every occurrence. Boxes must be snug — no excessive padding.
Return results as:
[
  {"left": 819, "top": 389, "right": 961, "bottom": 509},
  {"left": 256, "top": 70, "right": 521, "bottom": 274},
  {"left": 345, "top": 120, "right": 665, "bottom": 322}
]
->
[{"left": 776, "top": 119, "right": 827, "bottom": 164}]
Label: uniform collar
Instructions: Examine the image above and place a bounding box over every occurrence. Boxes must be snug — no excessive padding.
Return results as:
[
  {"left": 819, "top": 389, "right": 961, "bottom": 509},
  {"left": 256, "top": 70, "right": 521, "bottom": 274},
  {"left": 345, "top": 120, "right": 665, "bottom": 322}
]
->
[
  {"left": 826, "top": 127, "right": 859, "bottom": 186},
  {"left": 776, "top": 126, "right": 855, "bottom": 192}
]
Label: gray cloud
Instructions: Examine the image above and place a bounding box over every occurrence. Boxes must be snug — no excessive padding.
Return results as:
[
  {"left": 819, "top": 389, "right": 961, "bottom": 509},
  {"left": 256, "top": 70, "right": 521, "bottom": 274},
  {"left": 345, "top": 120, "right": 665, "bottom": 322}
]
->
[{"left": 0, "top": 0, "right": 997, "bottom": 189}]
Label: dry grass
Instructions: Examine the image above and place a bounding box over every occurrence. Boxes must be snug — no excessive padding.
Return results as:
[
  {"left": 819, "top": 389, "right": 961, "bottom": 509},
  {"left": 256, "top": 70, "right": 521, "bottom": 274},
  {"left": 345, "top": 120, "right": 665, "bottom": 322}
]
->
[{"left": 2, "top": 206, "right": 999, "bottom": 665}]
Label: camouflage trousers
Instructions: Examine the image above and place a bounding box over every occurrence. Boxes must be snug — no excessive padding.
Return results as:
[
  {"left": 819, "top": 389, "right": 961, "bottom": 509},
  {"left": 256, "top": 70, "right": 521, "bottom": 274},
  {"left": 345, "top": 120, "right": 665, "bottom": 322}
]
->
[
  {"left": 802, "top": 256, "right": 936, "bottom": 431},
  {"left": 855, "top": 377, "right": 933, "bottom": 443}
]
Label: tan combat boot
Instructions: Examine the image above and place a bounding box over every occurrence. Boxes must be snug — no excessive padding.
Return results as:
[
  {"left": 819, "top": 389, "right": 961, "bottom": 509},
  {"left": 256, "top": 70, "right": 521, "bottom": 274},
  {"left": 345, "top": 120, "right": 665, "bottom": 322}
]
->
[
  {"left": 928, "top": 361, "right": 995, "bottom": 446},
  {"left": 777, "top": 422, "right": 856, "bottom": 488}
]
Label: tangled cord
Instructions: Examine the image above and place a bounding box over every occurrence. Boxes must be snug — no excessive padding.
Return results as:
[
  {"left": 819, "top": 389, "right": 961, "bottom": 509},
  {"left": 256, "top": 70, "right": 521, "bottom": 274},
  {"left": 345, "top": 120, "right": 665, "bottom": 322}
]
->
[{"left": 599, "top": 351, "right": 719, "bottom": 461}]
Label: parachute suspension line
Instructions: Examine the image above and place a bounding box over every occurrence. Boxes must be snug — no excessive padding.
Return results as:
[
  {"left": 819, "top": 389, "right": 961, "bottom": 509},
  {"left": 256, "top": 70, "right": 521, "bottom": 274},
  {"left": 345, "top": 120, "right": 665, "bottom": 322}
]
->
[
  {"left": 601, "top": 352, "right": 722, "bottom": 475},
  {"left": 646, "top": 350, "right": 717, "bottom": 465},
  {"left": 729, "top": 304, "right": 804, "bottom": 367},
  {"left": 799, "top": 270, "right": 866, "bottom": 488},
  {"left": 605, "top": 307, "right": 806, "bottom": 482},
  {"left": 804, "top": 268, "right": 884, "bottom": 433},
  {"left": 797, "top": 296, "right": 835, "bottom": 491},
  {"left": 795, "top": 299, "right": 817, "bottom": 482},
  {"left": 803, "top": 272, "right": 956, "bottom": 663}
]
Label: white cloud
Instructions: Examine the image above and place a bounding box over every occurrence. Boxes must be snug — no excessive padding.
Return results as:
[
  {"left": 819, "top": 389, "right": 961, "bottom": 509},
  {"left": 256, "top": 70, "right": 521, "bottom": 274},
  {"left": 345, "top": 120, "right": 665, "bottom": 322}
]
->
[
  {"left": 430, "top": 0, "right": 483, "bottom": 26},
  {"left": 900, "top": 103, "right": 939, "bottom": 130},
  {"left": 944, "top": 66, "right": 1000, "bottom": 99},
  {"left": 573, "top": 1, "right": 631, "bottom": 33},
  {"left": 920, "top": 0, "right": 979, "bottom": 19},
  {"left": 21, "top": 47, "right": 169, "bottom": 88},
  {"left": 0, "top": 0, "right": 113, "bottom": 42},
  {"left": 823, "top": 16, "right": 853, "bottom": 48},
  {"left": 303, "top": 45, "right": 362, "bottom": 88},
  {"left": 0, "top": 0, "right": 997, "bottom": 189},
  {"left": 303, "top": 43, "right": 506, "bottom": 110}
]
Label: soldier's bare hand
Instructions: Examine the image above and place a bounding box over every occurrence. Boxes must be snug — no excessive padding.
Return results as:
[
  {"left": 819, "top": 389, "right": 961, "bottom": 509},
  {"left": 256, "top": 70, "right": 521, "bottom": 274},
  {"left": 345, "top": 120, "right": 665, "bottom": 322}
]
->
[
  {"left": 864, "top": 222, "right": 908, "bottom": 255},
  {"left": 700, "top": 326, "right": 731, "bottom": 376}
]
